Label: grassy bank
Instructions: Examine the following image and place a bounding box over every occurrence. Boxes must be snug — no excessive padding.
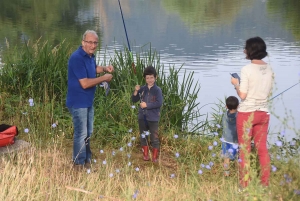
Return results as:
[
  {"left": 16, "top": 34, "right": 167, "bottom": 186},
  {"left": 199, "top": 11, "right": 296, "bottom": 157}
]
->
[{"left": 0, "top": 40, "right": 300, "bottom": 200}]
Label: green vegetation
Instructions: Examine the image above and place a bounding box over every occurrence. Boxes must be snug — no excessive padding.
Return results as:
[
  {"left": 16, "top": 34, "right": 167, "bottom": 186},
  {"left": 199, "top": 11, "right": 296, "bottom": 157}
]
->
[{"left": 0, "top": 40, "right": 300, "bottom": 200}]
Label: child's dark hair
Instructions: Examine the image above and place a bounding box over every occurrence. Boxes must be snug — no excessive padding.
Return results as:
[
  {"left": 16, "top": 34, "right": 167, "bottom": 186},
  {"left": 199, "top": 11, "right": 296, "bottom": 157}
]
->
[
  {"left": 143, "top": 65, "right": 157, "bottom": 78},
  {"left": 244, "top": 36, "right": 268, "bottom": 60},
  {"left": 226, "top": 96, "right": 239, "bottom": 110}
]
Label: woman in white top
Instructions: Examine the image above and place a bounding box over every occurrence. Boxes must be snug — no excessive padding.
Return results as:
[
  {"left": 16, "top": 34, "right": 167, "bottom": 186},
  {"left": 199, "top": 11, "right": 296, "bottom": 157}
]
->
[{"left": 231, "top": 36, "right": 273, "bottom": 188}]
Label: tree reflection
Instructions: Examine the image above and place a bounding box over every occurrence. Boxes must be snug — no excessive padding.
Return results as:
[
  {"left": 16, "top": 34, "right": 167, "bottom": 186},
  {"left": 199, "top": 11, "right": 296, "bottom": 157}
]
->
[
  {"left": 161, "top": 0, "right": 248, "bottom": 34},
  {"left": 0, "top": 0, "right": 100, "bottom": 47},
  {"left": 267, "top": 0, "right": 300, "bottom": 40}
]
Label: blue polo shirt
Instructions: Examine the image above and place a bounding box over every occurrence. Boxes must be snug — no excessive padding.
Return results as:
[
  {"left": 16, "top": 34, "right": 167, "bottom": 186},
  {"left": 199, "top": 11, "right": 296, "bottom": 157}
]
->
[{"left": 66, "top": 46, "right": 96, "bottom": 108}]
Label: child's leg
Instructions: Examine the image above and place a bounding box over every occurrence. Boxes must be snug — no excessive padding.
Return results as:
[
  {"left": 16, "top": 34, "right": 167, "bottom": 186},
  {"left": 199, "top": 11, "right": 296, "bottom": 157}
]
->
[
  {"left": 148, "top": 121, "right": 160, "bottom": 162},
  {"left": 138, "top": 119, "right": 149, "bottom": 146},
  {"left": 139, "top": 119, "right": 150, "bottom": 161},
  {"left": 148, "top": 121, "right": 160, "bottom": 149}
]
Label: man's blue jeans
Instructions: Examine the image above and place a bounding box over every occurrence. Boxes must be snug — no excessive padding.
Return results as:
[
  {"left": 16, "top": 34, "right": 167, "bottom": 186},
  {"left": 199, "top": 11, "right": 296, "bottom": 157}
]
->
[{"left": 68, "top": 107, "right": 94, "bottom": 165}]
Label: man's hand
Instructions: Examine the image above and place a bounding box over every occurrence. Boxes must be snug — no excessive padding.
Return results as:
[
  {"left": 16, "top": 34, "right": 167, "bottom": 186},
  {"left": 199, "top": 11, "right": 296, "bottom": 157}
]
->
[
  {"left": 106, "top": 65, "right": 114, "bottom": 73},
  {"left": 103, "top": 74, "right": 113, "bottom": 82}
]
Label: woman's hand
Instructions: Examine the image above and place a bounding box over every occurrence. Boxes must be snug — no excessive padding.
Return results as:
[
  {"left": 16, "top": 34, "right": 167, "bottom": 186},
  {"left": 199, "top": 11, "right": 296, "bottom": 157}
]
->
[{"left": 231, "top": 77, "right": 239, "bottom": 86}]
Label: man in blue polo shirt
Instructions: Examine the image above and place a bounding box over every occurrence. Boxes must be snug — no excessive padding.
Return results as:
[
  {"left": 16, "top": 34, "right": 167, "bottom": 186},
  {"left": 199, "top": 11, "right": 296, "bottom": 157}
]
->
[{"left": 66, "top": 30, "right": 114, "bottom": 170}]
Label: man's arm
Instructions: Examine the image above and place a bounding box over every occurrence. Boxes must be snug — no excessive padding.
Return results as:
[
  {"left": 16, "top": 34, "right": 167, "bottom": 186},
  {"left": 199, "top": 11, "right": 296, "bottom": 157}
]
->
[
  {"left": 96, "top": 65, "right": 114, "bottom": 74},
  {"left": 79, "top": 74, "right": 113, "bottom": 89}
]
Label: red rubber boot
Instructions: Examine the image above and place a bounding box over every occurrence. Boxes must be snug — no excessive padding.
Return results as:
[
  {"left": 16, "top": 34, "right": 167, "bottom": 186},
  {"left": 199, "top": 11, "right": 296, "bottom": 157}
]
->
[
  {"left": 142, "top": 146, "right": 150, "bottom": 161},
  {"left": 152, "top": 148, "right": 159, "bottom": 162}
]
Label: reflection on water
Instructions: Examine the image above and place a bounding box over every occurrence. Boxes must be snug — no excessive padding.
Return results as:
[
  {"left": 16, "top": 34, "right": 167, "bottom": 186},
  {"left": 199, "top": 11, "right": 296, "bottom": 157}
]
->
[{"left": 0, "top": 0, "right": 299, "bottom": 141}]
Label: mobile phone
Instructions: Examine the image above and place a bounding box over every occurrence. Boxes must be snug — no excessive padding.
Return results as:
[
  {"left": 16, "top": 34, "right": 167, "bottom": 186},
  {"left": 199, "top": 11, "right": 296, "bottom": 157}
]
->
[{"left": 230, "top": 73, "right": 240, "bottom": 83}]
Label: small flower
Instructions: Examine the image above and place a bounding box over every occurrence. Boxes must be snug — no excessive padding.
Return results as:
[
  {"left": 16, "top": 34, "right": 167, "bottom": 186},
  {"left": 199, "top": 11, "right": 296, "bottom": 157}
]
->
[
  {"left": 29, "top": 102, "right": 34, "bottom": 107},
  {"left": 205, "top": 165, "right": 211, "bottom": 170},
  {"left": 145, "top": 131, "right": 150, "bottom": 136},
  {"left": 119, "top": 147, "right": 124, "bottom": 152},
  {"left": 131, "top": 137, "right": 136, "bottom": 141},
  {"left": 175, "top": 152, "right": 180, "bottom": 158},
  {"left": 131, "top": 105, "right": 136, "bottom": 109},
  {"left": 100, "top": 150, "right": 104, "bottom": 154},
  {"left": 116, "top": 169, "right": 120, "bottom": 173},
  {"left": 214, "top": 132, "right": 218, "bottom": 136},
  {"left": 213, "top": 141, "right": 218, "bottom": 146},
  {"left": 238, "top": 159, "right": 242, "bottom": 163},
  {"left": 208, "top": 146, "right": 213, "bottom": 150},
  {"left": 109, "top": 173, "right": 113, "bottom": 178},
  {"left": 228, "top": 148, "right": 233, "bottom": 153},
  {"left": 233, "top": 144, "right": 239, "bottom": 149},
  {"left": 212, "top": 153, "right": 216, "bottom": 157},
  {"left": 22, "top": 112, "right": 27, "bottom": 115},
  {"left": 271, "top": 165, "right": 277, "bottom": 172},
  {"left": 216, "top": 124, "right": 221, "bottom": 128},
  {"left": 174, "top": 134, "right": 178, "bottom": 139},
  {"left": 24, "top": 128, "right": 29, "bottom": 133},
  {"left": 51, "top": 123, "right": 57, "bottom": 128},
  {"left": 135, "top": 167, "right": 140, "bottom": 172},
  {"left": 127, "top": 154, "right": 131, "bottom": 158},
  {"left": 132, "top": 190, "right": 139, "bottom": 199},
  {"left": 93, "top": 159, "right": 97, "bottom": 163},
  {"left": 87, "top": 169, "right": 91, "bottom": 174},
  {"left": 200, "top": 164, "right": 205, "bottom": 168},
  {"left": 128, "top": 162, "right": 132, "bottom": 166},
  {"left": 102, "top": 160, "right": 107, "bottom": 165},
  {"left": 112, "top": 151, "right": 116, "bottom": 156},
  {"left": 284, "top": 174, "right": 292, "bottom": 183},
  {"left": 294, "top": 190, "right": 300, "bottom": 195},
  {"left": 170, "top": 174, "right": 175, "bottom": 178},
  {"left": 290, "top": 140, "right": 296, "bottom": 146},
  {"left": 141, "top": 134, "right": 145, "bottom": 138},
  {"left": 275, "top": 140, "right": 283, "bottom": 147},
  {"left": 281, "top": 130, "right": 285, "bottom": 136},
  {"left": 276, "top": 155, "right": 281, "bottom": 160},
  {"left": 28, "top": 98, "right": 34, "bottom": 103},
  {"left": 127, "top": 142, "right": 132, "bottom": 147},
  {"left": 198, "top": 169, "right": 203, "bottom": 175},
  {"left": 220, "top": 137, "right": 224, "bottom": 142},
  {"left": 128, "top": 128, "right": 133, "bottom": 133},
  {"left": 209, "top": 162, "right": 214, "bottom": 167}
]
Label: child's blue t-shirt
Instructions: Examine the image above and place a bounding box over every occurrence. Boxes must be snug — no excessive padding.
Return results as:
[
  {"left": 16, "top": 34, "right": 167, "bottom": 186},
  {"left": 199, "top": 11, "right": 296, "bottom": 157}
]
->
[
  {"left": 66, "top": 46, "right": 96, "bottom": 108},
  {"left": 222, "top": 110, "right": 238, "bottom": 143}
]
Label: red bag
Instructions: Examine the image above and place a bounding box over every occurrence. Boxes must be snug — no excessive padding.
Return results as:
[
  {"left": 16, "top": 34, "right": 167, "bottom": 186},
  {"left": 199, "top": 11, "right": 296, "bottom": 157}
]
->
[{"left": 0, "top": 124, "right": 18, "bottom": 147}]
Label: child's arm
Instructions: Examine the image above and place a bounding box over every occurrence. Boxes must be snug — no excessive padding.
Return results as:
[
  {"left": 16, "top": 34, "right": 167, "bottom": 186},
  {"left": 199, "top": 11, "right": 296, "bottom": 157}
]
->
[{"left": 132, "top": 85, "right": 141, "bottom": 103}]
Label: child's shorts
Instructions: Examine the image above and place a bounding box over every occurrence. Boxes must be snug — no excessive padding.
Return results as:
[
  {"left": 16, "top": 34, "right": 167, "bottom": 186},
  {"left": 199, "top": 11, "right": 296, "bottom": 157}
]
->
[{"left": 221, "top": 142, "right": 238, "bottom": 160}]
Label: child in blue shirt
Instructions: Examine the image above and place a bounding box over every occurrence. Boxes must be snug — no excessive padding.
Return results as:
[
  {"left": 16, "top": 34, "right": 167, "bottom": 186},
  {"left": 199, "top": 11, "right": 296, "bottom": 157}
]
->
[
  {"left": 132, "top": 66, "right": 163, "bottom": 162},
  {"left": 222, "top": 96, "right": 239, "bottom": 176}
]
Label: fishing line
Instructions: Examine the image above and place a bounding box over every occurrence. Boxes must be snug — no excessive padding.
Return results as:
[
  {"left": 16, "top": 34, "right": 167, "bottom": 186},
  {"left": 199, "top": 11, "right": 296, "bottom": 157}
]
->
[
  {"left": 117, "top": 0, "right": 131, "bottom": 52},
  {"left": 269, "top": 82, "right": 300, "bottom": 101}
]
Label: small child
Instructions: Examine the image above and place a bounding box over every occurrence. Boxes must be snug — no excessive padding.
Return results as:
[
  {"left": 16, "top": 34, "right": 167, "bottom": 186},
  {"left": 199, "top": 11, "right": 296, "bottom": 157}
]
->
[
  {"left": 131, "top": 66, "right": 163, "bottom": 162},
  {"left": 222, "top": 96, "right": 239, "bottom": 176}
]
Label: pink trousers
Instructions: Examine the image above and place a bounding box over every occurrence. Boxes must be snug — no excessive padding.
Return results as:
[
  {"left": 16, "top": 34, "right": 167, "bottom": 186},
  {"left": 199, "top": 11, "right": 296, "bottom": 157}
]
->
[{"left": 237, "top": 111, "right": 270, "bottom": 187}]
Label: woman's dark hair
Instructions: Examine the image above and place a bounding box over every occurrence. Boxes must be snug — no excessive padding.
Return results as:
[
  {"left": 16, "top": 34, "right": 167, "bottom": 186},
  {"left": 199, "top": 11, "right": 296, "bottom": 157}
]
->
[
  {"left": 244, "top": 36, "right": 268, "bottom": 60},
  {"left": 143, "top": 66, "right": 157, "bottom": 78},
  {"left": 226, "top": 96, "right": 239, "bottom": 110}
]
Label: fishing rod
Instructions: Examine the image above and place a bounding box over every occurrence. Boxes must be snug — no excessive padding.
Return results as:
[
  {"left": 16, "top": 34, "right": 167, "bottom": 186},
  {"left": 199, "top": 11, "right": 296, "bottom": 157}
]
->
[
  {"left": 117, "top": 0, "right": 136, "bottom": 74},
  {"left": 269, "top": 82, "right": 300, "bottom": 101}
]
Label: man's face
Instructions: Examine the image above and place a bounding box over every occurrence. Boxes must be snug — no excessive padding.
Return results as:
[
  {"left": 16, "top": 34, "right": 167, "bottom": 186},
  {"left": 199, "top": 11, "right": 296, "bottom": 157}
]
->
[
  {"left": 82, "top": 33, "right": 99, "bottom": 55},
  {"left": 145, "top": 74, "right": 156, "bottom": 87}
]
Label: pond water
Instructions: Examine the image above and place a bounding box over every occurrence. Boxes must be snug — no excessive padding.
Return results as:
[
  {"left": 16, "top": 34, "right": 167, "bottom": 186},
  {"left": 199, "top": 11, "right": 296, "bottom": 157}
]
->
[{"left": 1, "top": 0, "right": 299, "bottom": 142}]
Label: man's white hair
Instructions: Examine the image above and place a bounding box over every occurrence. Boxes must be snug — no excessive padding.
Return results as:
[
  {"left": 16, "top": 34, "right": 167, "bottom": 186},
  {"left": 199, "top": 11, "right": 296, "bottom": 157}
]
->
[{"left": 82, "top": 30, "right": 98, "bottom": 40}]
